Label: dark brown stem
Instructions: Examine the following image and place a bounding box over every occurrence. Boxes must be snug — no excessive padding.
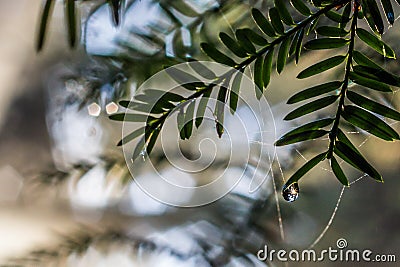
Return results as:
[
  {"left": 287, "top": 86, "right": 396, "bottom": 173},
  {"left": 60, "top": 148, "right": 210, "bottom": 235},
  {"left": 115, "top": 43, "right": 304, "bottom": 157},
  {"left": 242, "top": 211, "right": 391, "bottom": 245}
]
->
[{"left": 327, "top": 1, "right": 359, "bottom": 159}]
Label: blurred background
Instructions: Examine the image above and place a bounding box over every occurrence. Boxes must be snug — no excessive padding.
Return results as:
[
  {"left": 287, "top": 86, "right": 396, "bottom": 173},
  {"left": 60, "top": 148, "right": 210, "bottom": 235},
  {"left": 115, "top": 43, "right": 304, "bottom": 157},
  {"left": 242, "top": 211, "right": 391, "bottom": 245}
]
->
[{"left": 0, "top": 0, "right": 399, "bottom": 266}]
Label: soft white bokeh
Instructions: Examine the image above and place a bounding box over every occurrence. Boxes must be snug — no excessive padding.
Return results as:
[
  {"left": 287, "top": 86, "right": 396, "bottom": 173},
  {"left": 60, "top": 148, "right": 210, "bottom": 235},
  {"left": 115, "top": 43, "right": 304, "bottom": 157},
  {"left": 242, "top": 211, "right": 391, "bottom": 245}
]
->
[{"left": 49, "top": 104, "right": 105, "bottom": 169}]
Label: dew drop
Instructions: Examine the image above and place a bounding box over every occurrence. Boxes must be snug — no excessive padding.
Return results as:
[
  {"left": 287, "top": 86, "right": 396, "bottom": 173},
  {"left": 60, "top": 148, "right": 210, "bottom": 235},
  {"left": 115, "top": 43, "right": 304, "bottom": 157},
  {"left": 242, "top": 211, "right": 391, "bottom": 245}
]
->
[{"left": 282, "top": 183, "right": 299, "bottom": 202}]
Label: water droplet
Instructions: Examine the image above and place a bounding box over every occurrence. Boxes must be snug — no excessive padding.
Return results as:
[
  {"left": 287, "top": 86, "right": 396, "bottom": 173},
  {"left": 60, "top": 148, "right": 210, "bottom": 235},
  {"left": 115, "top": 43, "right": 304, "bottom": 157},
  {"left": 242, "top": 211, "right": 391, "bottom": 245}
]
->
[{"left": 282, "top": 183, "right": 299, "bottom": 202}]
